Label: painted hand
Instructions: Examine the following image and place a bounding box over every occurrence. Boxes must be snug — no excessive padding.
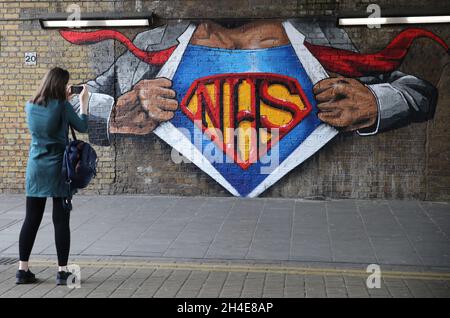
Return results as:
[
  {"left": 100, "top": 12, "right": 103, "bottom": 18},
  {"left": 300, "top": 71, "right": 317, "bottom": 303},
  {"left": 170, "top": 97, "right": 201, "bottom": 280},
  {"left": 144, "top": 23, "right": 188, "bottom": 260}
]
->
[
  {"left": 313, "top": 77, "right": 378, "bottom": 132},
  {"left": 109, "top": 78, "right": 178, "bottom": 135}
]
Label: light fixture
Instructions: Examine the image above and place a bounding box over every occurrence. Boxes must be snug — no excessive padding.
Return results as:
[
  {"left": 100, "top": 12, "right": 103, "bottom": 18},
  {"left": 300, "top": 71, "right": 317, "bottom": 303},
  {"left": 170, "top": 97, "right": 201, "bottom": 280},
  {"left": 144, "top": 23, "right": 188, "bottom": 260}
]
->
[
  {"left": 339, "top": 15, "right": 450, "bottom": 26},
  {"left": 39, "top": 13, "right": 153, "bottom": 29}
]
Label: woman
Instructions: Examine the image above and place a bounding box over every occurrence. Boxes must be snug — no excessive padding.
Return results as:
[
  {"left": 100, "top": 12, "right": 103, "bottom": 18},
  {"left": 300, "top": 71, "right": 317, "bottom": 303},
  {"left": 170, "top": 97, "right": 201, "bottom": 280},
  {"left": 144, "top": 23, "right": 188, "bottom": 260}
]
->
[{"left": 17, "top": 67, "right": 89, "bottom": 285}]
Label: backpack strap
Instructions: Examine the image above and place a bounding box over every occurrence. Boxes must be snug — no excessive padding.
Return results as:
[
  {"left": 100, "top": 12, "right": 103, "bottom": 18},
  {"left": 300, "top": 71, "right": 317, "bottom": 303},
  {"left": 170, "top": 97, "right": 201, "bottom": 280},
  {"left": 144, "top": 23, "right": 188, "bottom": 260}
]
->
[
  {"left": 70, "top": 125, "right": 77, "bottom": 141},
  {"left": 60, "top": 100, "right": 74, "bottom": 212},
  {"left": 60, "top": 100, "right": 69, "bottom": 146},
  {"left": 60, "top": 100, "right": 78, "bottom": 142}
]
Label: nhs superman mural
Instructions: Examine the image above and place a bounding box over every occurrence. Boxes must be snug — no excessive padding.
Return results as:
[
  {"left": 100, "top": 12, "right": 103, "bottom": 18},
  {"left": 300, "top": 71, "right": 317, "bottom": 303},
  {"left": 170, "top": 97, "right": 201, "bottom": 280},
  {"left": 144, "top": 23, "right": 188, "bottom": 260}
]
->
[{"left": 60, "top": 20, "right": 449, "bottom": 197}]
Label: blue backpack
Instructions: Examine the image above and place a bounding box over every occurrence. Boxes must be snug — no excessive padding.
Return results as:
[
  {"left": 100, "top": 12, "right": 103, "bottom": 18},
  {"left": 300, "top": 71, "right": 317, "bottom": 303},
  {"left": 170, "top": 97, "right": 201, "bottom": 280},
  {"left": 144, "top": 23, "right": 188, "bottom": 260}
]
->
[{"left": 61, "top": 103, "right": 97, "bottom": 211}]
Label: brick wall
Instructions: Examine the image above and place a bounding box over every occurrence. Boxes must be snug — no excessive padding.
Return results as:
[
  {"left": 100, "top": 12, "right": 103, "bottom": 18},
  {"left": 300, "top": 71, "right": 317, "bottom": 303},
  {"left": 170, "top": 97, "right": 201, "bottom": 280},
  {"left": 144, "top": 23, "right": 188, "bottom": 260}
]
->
[{"left": 0, "top": 0, "right": 449, "bottom": 199}]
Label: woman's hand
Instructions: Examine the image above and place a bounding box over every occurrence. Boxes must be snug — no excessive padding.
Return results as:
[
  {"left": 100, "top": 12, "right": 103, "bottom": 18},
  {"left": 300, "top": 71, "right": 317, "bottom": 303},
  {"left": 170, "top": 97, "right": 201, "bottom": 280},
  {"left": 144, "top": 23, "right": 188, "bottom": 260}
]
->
[{"left": 79, "top": 84, "right": 89, "bottom": 115}]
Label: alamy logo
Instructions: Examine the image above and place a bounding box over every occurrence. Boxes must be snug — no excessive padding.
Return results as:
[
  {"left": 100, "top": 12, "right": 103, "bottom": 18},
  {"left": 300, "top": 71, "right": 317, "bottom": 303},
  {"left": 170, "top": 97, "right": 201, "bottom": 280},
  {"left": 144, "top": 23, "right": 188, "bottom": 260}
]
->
[
  {"left": 367, "top": 4, "right": 381, "bottom": 29},
  {"left": 66, "top": 4, "right": 81, "bottom": 26},
  {"left": 366, "top": 264, "right": 381, "bottom": 289},
  {"left": 66, "top": 264, "right": 81, "bottom": 289}
]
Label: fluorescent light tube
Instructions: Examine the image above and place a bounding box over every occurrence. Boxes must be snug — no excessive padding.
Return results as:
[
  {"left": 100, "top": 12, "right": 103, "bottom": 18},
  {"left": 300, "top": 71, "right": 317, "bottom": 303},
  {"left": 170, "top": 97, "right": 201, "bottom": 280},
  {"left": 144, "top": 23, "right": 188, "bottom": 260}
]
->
[
  {"left": 339, "top": 16, "right": 450, "bottom": 26},
  {"left": 41, "top": 19, "right": 151, "bottom": 28}
]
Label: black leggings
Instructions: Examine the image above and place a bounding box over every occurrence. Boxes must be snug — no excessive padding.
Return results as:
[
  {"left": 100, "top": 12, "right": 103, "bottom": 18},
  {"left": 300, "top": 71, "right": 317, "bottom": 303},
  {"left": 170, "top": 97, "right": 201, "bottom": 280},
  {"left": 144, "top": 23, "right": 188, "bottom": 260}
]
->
[{"left": 19, "top": 197, "right": 71, "bottom": 266}]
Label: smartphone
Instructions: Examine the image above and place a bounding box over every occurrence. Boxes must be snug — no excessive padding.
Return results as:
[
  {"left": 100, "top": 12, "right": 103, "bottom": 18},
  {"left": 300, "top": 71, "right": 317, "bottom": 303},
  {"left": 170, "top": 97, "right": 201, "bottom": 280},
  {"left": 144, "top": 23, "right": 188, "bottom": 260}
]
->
[{"left": 70, "top": 85, "right": 84, "bottom": 94}]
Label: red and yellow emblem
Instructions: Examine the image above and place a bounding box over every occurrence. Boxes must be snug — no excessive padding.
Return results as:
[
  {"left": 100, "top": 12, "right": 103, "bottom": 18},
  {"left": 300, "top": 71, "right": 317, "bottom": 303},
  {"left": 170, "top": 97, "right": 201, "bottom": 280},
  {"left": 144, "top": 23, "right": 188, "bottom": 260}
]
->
[{"left": 180, "top": 73, "right": 312, "bottom": 169}]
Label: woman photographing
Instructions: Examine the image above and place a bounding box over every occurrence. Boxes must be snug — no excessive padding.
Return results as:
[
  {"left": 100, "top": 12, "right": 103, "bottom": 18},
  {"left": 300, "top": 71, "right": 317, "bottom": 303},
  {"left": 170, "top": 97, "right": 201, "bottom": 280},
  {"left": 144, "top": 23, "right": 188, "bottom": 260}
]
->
[{"left": 17, "top": 67, "right": 89, "bottom": 285}]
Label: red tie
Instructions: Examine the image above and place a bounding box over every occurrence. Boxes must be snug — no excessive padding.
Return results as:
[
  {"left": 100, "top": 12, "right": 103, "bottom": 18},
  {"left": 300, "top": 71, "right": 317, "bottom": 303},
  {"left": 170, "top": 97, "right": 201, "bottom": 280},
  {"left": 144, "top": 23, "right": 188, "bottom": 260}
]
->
[{"left": 59, "top": 27, "right": 448, "bottom": 77}]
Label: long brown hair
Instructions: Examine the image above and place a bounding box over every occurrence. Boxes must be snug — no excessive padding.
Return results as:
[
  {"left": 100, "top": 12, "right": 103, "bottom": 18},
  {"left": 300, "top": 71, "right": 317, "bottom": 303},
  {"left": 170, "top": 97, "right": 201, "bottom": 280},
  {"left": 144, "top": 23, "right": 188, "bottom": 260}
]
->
[{"left": 31, "top": 67, "right": 70, "bottom": 106}]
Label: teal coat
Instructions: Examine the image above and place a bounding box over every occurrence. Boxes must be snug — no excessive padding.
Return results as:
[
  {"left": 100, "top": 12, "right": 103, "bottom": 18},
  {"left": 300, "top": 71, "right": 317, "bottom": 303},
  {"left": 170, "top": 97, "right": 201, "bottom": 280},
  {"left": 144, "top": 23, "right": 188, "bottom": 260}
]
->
[{"left": 25, "top": 99, "right": 88, "bottom": 198}]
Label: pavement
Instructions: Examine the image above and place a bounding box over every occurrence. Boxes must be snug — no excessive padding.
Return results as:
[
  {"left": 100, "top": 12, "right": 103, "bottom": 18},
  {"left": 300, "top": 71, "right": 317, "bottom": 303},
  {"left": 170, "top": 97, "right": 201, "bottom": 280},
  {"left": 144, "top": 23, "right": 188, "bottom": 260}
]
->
[{"left": 0, "top": 194, "right": 449, "bottom": 298}]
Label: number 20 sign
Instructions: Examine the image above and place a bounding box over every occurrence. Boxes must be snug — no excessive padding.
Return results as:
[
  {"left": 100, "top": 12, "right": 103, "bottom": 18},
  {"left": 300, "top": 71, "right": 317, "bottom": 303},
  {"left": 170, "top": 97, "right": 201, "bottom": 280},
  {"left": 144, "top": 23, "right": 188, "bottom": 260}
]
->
[{"left": 24, "top": 52, "right": 37, "bottom": 65}]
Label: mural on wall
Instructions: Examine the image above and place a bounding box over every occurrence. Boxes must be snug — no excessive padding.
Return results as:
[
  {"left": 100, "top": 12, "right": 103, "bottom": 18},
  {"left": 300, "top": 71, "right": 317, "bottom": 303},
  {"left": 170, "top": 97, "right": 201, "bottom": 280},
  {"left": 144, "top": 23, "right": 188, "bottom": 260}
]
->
[{"left": 59, "top": 19, "right": 448, "bottom": 197}]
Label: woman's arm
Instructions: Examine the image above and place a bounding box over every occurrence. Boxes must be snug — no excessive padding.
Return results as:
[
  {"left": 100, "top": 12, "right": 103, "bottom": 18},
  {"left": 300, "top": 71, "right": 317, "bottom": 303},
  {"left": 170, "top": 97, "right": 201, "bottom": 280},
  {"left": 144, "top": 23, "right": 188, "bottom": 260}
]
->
[{"left": 66, "top": 85, "right": 89, "bottom": 133}]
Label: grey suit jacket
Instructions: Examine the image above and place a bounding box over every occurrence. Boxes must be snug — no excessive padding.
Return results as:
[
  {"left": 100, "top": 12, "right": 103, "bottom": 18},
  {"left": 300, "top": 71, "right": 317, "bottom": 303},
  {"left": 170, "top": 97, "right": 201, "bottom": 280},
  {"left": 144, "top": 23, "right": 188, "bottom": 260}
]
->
[{"left": 72, "top": 20, "right": 437, "bottom": 146}]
